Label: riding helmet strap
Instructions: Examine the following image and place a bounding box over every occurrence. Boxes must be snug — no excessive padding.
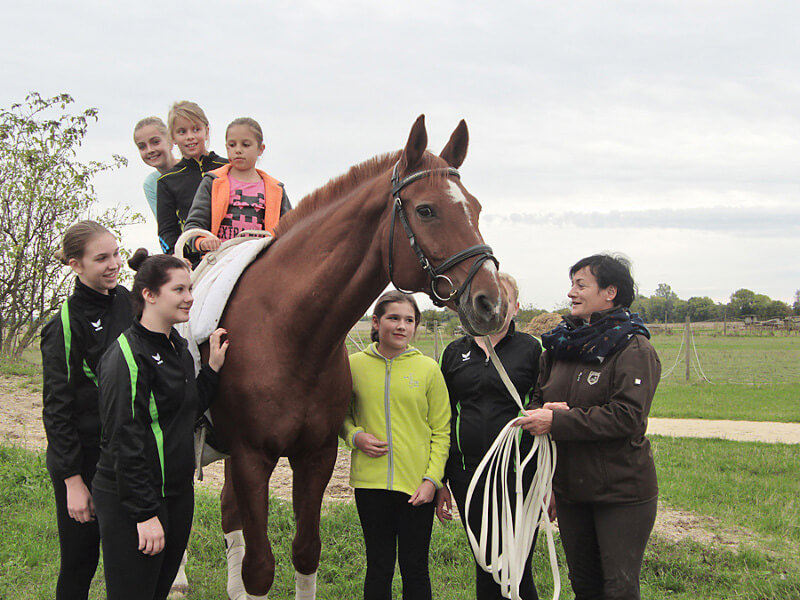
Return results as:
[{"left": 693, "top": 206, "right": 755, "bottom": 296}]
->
[{"left": 388, "top": 161, "right": 499, "bottom": 306}]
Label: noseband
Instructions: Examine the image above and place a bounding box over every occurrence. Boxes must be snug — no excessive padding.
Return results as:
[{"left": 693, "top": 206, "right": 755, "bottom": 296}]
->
[{"left": 388, "top": 161, "right": 499, "bottom": 307}]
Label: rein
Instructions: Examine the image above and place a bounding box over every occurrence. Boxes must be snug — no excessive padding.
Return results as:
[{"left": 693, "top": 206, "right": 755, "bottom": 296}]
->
[
  {"left": 463, "top": 342, "right": 561, "bottom": 600},
  {"left": 388, "top": 161, "right": 499, "bottom": 307}
]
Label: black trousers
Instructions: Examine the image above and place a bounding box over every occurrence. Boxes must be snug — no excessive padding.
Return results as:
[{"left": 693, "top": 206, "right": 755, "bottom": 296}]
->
[
  {"left": 48, "top": 448, "right": 101, "bottom": 600},
  {"left": 555, "top": 497, "right": 657, "bottom": 600},
  {"left": 354, "top": 488, "right": 435, "bottom": 600},
  {"left": 93, "top": 485, "right": 194, "bottom": 600},
  {"left": 448, "top": 464, "right": 540, "bottom": 600}
]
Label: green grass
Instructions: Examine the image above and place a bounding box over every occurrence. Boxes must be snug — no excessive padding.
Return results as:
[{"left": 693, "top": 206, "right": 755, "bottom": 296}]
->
[
  {"left": 651, "top": 333, "right": 800, "bottom": 385},
  {"left": 651, "top": 383, "right": 800, "bottom": 422},
  {"left": 652, "top": 436, "right": 800, "bottom": 547},
  {"left": 2, "top": 443, "right": 799, "bottom": 599}
]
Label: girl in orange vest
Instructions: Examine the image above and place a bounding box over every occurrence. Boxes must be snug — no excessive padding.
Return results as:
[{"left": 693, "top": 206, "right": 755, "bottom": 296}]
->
[{"left": 183, "top": 117, "right": 291, "bottom": 255}]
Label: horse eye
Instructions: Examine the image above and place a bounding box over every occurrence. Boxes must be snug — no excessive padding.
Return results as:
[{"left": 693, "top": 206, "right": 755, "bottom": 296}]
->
[{"left": 416, "top": 205, "right": 434, "bottom": 219}]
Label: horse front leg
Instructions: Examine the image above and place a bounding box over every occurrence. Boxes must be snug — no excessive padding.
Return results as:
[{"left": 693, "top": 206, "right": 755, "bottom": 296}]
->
[
  {"left": 288, "top": 440, "right": 338, "bottom": 600},
  {"left": 226, "top": 447, "right": 277, "bottom": 600}
]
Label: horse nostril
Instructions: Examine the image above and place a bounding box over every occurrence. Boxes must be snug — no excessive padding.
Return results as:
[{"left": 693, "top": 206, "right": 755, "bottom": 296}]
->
[{"left": 473, "top": 293, "right": 496, "bottom": 319}]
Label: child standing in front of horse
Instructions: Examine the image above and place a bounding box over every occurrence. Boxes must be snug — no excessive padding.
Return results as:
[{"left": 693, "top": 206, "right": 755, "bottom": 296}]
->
[
  {"left": 133, "top": 116, "right": 176, "bottom": 218},
  {"left": 341, "top": 290, "right": 450, "bottom": 600},
  {"left": 156, "top": 101, "right": 228, "bottom": 255},
  {"left": 42, "top": 220, "right": 133, "bottom": 600},
  {"left": 182, "top": 117, "right": 291, "bottom": 256},
  {"left": 92, "top": 249, "right": 229, "bottom": 600}
]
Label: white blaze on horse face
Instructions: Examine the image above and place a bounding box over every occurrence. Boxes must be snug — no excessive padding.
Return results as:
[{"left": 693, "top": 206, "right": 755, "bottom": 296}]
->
[{"left": 446, "top": 180, "right": 475, "bottom": 227}]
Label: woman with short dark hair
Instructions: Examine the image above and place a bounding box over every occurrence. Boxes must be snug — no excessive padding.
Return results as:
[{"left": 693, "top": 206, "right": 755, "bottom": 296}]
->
[{"left": 518, "top": 253, "right": 660, "bottom": 600}]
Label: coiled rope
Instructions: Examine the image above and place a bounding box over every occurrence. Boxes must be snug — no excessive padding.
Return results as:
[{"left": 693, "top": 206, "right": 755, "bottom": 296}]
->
[{"left": 463, "top": 340, "right": 560, "bottom": 600}]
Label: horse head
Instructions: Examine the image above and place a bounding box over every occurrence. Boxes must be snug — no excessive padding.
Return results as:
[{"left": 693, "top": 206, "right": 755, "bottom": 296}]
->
[{"left": 387, "top": 115, "right": 507, "bottom": 336}]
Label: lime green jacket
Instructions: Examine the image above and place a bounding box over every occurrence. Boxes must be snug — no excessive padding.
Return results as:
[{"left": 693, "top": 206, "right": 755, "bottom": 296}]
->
[{"left": 341, "top": 344, "right": 451, "bottom": 496}]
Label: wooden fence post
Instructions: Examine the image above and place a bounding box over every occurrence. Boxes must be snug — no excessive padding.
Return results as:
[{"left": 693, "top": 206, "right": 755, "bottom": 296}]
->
[{"left": 685, "top": 314, "right": 692, "bottom": 381}]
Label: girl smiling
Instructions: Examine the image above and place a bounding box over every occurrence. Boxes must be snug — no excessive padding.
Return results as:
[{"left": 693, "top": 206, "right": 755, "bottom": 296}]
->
[{"left": 341, "top": 290, "right": 450, "bottom": 600}]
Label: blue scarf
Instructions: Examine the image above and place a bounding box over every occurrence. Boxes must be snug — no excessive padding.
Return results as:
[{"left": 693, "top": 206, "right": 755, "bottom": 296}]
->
[{"left": 541, "top": 307, "right": 650, "bottom": 364}]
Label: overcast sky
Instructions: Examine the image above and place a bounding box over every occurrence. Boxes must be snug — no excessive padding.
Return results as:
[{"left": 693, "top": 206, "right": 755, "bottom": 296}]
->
[{"left": 2, "top": 1, "right": 798, "bottom": 310}]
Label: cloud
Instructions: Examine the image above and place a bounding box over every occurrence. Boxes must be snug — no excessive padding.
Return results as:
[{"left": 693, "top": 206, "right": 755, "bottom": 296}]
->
[{"left": 486, "top": 206, "right": 800, "bottom": 237}]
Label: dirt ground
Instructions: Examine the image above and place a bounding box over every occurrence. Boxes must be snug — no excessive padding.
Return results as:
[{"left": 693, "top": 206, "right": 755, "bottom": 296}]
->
[{"left": 4, "top": 374, "right": 797, "bottom": 548}]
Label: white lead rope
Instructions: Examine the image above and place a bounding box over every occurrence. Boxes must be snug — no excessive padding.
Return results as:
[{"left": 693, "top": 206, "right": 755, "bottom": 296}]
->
[{"left": 462, "top": 339, "right": 560, "bottom": 600}]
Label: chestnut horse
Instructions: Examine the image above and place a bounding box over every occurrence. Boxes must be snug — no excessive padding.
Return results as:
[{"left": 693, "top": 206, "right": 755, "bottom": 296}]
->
[{"left": 211, "top": 115, "right": 507, "bottom": 599}]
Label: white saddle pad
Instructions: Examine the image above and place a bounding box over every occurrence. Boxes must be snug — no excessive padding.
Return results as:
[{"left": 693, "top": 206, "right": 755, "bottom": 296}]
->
[{"left": 177, "top": 236, "right": 274, "bottom": 372}]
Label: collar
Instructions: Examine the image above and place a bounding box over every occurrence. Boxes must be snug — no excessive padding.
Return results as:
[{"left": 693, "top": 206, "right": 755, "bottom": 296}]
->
[
  {"left": 131, "top": 318, "right": 187, "bottom": 350},
  {"left": 73, "top": 276, "right": 118, "bottom": 309},
  {"left": 365, "top": 342, "right": 419, "bottom": 361}
]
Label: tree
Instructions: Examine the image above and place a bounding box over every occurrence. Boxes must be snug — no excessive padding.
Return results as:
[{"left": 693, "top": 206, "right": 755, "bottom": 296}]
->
[
  {"left": 794, "top": 290, "right": 800, "bottom": 316},
  {"left": 687, "top": 296, "right": 716, "bottom": 322},
  {"left": 729, "top": 289, "right": 757, "bottom": 318},
  {"left": 653, "top": 283, "right": 678, "bottom": 322},
  {"left": 0, "top": 92, "right": 138, "bottom": 358}
]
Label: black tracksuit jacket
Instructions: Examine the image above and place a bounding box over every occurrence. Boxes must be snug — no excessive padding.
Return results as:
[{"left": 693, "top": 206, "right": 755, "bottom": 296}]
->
[
  {"left": 93, "top": 320, "right": 219, "bottom": 522},
  {"left": 439, "top": 321, "right": 542, "bottom": 475},
  {"left": 41, "top": 279, "right": 133, "bottom": 480},
  {"left": 156, "top": 152, "right": 228, "bottom": 254}
]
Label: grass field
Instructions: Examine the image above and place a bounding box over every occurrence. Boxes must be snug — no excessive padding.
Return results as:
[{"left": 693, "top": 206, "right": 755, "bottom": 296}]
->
[
  {"left": 1, "top": 440, "right": 798, "bottom": 599},
  {"left": 1, "top": 327, "right": 797, "bottom": 596}
]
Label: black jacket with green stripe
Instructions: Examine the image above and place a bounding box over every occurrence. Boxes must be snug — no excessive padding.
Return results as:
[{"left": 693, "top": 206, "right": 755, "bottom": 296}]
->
[
  {"left": 439, "top": 320, "right": 542, "bottom": 475},
  {"left": 156, "top": 152, "right": 228, "bottom": 255},
  {"left": 94, "top": 320, "right": 219, "bottom": 522},
  {"left": 41, "top": 279, "right": 132, "bottom": 480}
]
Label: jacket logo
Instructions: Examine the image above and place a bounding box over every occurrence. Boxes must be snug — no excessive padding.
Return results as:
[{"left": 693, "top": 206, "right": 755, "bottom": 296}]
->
[
  {"left": 152, "top": 353, "right": 163, "bottom": 365},
  {"left": 402, "top": 374, "right": 419, "bottom": 388},
  {"left": 461, "top": 351, "right": 471, "bottom": 362},
  {"left": 587, "top": 371, "right": 601, "bottom": 385},
  {"left": 90, "top": 319, "right": 103, "bottom": 332}
]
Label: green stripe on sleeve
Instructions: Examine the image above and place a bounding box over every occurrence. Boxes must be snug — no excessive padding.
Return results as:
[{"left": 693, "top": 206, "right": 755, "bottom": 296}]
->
[
  {"left": 60, "top": 302, "right": 71, "bottom": 382},
  {"left": 117, "top": 334, "right": 138, "bottom": 418},
  {"left": 147, "top": 392, "right": 166, "bottom": 497}
]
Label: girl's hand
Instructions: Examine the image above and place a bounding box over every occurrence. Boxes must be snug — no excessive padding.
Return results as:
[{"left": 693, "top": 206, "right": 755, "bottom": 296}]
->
[
  {"left": 547, "top": 493, "right": 557, "bottom": 522},
  {"left": 199, "top": 238, "right": 221, "bottom": 252},
  {"left": 409, "top": 479, "right": 436, "bottom": 506},
  {"left": 516, "top": 409, "right": 554, "bottom": 435},
  {"left": 208, "top": 328, "right": 229, "bottom": 372},
  {"left": 435, "top": 485, "right": 453, "bottom": 522},
  {"left": 137, "top": 516, "right": 165, "bottom": 555},
  {"left": 353, "top": 432, "right": 389, "bottom": 458},
  {"left": 543, "top": 402, "right": 569, "bottom": 411},
  {"left": 65, "top": 475, "right": 95, "bottom": 523}
]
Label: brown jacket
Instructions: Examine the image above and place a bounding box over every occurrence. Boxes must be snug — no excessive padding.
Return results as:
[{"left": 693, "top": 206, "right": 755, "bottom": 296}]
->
[{"left": 534, "top": 335, "right": 660, "bottom": 504}]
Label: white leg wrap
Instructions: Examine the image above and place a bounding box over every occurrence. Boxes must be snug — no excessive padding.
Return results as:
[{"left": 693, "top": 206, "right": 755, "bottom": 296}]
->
[
  {"left": 295, "top": 571, "right": 317, "bottom": 600},
  {"left": 225, "top": 530, "right": 252, "bottom": 600}
]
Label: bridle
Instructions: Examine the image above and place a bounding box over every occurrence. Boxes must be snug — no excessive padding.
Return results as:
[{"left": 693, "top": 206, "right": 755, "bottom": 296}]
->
[{"left": 388, "top": 161, "right": 499, "bottom": 307}]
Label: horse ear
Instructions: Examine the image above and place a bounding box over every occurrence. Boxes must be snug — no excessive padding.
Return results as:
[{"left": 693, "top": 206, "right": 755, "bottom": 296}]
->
[
  {"left": 400, "top": 114, "right": 428, "bottom": 174},
  {"left": 440, "top": 120, "right": 469, "bottom": 168}
]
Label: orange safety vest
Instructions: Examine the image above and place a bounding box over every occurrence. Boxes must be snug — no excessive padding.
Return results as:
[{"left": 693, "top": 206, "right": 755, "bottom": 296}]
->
[{"left": 196, "top": 164, "right": 283, "bottom": 248}]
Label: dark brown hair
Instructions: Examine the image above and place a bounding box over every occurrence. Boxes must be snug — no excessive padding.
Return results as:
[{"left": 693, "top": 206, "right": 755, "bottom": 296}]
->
[
  {"left": 569, "top": 253, "right": 636, "bottom": 308},
  {"left": 370, "top": 290, "right": 421, "bottom": 343},
  {"left": 127, "top": 248, "right": 190, "bottom": 316},
  {"left": 55, "top": 220, "right": 112, "bottom": 265}
]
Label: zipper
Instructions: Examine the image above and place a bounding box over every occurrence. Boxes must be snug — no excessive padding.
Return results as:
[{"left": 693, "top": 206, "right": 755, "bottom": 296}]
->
[{"left": 383, "top": 358, "right": 394, "bottom": 490}]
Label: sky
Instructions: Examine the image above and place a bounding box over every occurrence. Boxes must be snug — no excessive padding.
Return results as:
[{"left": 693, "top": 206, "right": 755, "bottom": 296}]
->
[{"left": 2, "top": 0, "right": 798, "bottom": 311}]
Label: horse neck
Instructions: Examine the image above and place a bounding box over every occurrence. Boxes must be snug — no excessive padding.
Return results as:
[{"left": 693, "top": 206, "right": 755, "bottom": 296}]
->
[{"left": 265, "top": 178, "right": 391, "bottom": 356}]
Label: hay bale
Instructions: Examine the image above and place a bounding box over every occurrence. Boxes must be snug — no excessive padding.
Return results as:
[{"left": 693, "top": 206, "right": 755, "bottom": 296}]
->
[{"left": 522, "top": 312, "right": 564, "bottom": 336}]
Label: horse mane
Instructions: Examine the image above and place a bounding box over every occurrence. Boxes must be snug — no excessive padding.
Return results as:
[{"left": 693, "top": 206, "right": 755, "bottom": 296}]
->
[{"left": 274, "top": 150, "right": 402, "bottom": 237}]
